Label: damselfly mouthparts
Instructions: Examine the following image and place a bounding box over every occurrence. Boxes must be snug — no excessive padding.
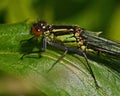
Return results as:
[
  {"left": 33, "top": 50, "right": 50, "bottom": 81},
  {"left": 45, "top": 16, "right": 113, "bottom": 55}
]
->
[{"left": 20, "top": 20, "right": 119, "bottom": 88}]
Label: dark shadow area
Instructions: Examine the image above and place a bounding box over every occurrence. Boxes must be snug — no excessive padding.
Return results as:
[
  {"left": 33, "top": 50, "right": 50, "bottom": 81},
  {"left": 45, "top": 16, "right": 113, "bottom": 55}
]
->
[
  {"left": 19, "top": 36, "right": 44, "bottom": 59},
  {"left": 0, "top": 10, "right": 6, "bottom": 24},
  {"left": 87, "top": 53, "right": 120, "bottom": 73}
]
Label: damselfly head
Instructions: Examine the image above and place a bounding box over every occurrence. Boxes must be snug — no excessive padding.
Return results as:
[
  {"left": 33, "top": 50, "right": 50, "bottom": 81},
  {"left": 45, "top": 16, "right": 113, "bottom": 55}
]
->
[{"left": 30, "top": 21, "right": 47, "bottom": 36}]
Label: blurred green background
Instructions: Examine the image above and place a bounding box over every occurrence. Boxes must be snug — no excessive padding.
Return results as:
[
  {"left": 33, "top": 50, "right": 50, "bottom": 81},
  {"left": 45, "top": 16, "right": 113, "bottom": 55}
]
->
[{"left": 0, "top": 0, "right": 120, "bottom": 41}]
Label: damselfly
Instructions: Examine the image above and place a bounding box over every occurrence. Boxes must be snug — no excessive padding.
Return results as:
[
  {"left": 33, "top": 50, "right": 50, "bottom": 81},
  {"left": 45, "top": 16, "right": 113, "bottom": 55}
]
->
[
  {"left": 45, "top": 24, "right": 120, "bottom": 57},
  {"left": 20, "top": 21, "right": 119, "bottom": 88},
  {"left": 20, "top": 21, "right": 101, "bottom": 87},
  {"left": 29, "top": 21, "right": 120, "bottom": 57}
]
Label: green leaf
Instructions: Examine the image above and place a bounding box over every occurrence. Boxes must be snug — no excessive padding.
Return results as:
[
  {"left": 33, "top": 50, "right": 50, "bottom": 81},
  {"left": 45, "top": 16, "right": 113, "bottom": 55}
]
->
[{"left": 0, "top": 22, "right": 120, "bottom": 96}]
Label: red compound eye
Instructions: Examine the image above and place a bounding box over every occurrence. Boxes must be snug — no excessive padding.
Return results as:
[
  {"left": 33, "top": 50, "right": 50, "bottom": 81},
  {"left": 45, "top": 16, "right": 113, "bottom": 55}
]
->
[{"left": 31, "top": 26, "right": 42, "bottom": 36}]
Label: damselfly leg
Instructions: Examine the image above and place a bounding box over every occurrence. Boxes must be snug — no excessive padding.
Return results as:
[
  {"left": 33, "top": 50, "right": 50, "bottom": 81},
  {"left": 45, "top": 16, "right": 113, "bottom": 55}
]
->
[{"left": 47, "top": 49, "right": 68, "bottom": 72}]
